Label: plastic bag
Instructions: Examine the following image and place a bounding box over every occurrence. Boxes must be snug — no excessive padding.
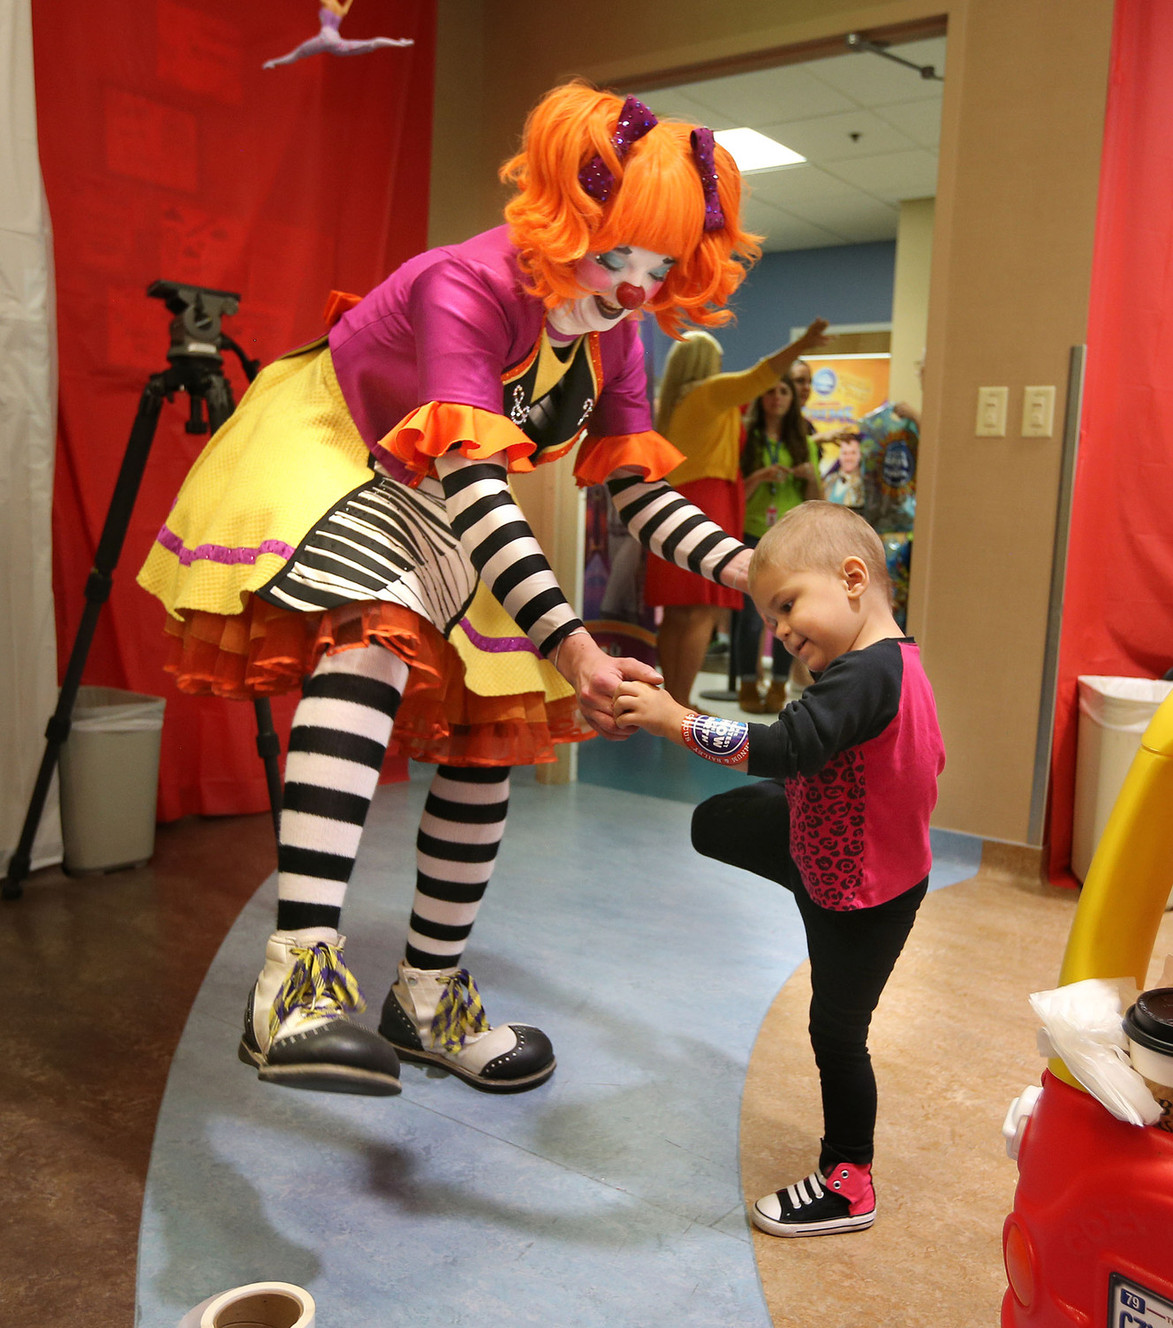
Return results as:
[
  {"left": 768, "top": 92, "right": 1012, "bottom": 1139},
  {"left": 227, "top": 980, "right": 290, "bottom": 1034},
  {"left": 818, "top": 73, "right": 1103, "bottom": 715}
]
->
[{"left": 1029, "top": 976, "right": 1163, "bottom": 1126}]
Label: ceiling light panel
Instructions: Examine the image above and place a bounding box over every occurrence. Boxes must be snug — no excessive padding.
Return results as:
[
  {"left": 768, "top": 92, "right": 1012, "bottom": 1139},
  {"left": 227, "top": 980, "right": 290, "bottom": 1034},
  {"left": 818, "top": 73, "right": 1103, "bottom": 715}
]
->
[{"left": 713, "top": 127, "right": 805, "bottom": 172}]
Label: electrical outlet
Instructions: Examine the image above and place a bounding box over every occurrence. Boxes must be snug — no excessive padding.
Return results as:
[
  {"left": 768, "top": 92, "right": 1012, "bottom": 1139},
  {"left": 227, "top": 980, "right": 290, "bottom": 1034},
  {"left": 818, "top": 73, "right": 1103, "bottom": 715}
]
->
[
  {"left": 976, "top": 387, "right": 1008, "bottom": 437},
  {"left": 1022, "top": 386, "right": 1056, "bottom": 437}
]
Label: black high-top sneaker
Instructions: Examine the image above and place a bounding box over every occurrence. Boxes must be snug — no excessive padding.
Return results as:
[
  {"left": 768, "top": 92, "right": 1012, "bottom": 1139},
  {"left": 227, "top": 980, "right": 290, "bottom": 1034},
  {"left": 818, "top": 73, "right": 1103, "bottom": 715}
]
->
[{"left": 752, "top": 1161, "right": 876, "bottom": 1237}]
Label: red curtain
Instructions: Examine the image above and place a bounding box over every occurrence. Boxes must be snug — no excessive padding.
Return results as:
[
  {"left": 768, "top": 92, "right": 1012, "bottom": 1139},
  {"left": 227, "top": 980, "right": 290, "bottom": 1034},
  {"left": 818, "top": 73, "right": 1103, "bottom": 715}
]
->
[
  {"left": 1048, "top": 0, "right": 1173, "bottom": 883},
  {"left": 33, "top": 0, "right": 434, "bottom": 820}
]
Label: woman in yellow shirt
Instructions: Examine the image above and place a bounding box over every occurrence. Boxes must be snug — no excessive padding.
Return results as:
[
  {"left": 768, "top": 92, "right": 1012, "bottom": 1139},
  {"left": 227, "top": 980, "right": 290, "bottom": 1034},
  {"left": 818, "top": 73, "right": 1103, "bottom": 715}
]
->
[{"left": 644, "top": 318, "right": 829, "bottom": 707}]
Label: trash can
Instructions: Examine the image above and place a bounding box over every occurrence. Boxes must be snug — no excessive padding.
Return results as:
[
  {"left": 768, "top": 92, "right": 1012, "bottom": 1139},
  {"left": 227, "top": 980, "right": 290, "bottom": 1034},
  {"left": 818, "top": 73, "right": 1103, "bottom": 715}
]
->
[
  {"left": 1071, "top": 675, "right": 1173, "bottom": 883},
  {"left": 58, "top": 686, "right": 166, "bottom": 875}
]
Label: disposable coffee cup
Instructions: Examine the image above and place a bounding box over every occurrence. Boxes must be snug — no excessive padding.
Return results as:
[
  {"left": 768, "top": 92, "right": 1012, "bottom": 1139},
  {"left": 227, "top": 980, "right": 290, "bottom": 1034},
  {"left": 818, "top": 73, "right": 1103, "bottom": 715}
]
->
[{"left": 1123, "top": 986, "right": 1173, "bottom": 1133}]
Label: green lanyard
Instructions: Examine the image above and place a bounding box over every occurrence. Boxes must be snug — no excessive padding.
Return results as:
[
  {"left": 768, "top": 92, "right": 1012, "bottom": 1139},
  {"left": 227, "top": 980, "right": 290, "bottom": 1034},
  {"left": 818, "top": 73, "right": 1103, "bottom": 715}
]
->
[{"left": 760, "top": 431, "right": 785, "bottom": 495}]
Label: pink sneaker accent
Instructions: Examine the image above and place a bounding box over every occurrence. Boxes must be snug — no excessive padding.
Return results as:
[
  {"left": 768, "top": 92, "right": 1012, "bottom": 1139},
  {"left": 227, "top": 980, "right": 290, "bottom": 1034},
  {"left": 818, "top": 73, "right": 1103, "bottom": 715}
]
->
[{"left": 824, "top": 1161, "right": 874, "bottom": 1216}]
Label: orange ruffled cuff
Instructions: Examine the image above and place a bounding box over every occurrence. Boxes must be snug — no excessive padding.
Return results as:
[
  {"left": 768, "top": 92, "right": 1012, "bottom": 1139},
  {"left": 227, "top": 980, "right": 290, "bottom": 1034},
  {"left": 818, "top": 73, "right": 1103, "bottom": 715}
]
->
[
  {"left": 375, "top": 402, "right": 539, "bottom": 481},
  {"left": 573, "top": 431, "right": 686, "bottom": 487}
]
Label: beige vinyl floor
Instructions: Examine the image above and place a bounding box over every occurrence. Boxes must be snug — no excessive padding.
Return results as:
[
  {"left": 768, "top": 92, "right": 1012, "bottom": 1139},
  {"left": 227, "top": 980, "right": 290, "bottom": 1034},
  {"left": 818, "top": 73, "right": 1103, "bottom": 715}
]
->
[{"left": 741, "top": 852, "right": 1173, "bottom": 1328}]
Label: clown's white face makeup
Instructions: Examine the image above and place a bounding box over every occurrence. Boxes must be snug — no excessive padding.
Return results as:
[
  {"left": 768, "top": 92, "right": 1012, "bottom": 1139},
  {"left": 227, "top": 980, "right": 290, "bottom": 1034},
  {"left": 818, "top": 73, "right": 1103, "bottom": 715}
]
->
[{"left": 547, "top": 245, "right": 676, "bottom": 340}]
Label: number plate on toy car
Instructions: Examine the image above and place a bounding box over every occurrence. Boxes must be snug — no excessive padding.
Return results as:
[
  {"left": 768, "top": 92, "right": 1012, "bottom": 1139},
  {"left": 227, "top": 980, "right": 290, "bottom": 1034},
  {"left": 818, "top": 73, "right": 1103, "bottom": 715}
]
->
[{"left": 1110, "top": 1273, "right": 1173, "bottom": 1328}]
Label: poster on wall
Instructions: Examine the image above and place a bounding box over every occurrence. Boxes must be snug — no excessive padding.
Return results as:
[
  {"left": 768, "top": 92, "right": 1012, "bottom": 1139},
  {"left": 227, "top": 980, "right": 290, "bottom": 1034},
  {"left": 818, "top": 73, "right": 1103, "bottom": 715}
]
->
[{"left": 802, "top": 354, "right": 890, "bottom": 438}]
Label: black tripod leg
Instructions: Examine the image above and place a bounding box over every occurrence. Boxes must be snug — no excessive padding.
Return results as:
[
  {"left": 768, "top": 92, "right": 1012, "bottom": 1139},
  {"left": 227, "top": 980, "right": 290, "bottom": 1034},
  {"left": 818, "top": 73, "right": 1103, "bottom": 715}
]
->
[
  {"left": 4, "top": 376, "right": 167, "bottom": 900},
  {"left": 253, "top": 699, "right": 282, "bottom": 841}
]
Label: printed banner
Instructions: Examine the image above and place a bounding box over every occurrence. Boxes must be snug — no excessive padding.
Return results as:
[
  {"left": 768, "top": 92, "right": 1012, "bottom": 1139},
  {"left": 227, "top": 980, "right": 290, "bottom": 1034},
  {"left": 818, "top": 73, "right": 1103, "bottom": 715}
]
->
[{"left": 802, "top": 354, "right": 890, "bottom": 437}]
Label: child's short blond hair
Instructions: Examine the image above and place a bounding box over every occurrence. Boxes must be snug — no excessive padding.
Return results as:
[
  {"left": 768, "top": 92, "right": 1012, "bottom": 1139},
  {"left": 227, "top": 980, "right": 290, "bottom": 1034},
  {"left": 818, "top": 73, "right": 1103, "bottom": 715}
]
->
[{"left": 750, "top": 501, "right": 891, "bottom": 595}]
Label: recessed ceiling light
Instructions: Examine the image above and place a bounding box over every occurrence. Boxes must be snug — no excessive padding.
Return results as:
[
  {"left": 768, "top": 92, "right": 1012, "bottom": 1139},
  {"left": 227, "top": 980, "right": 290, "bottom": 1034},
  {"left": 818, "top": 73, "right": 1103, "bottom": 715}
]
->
[{"left": 713, "top": 128, "right": 805, "bottom": 173}]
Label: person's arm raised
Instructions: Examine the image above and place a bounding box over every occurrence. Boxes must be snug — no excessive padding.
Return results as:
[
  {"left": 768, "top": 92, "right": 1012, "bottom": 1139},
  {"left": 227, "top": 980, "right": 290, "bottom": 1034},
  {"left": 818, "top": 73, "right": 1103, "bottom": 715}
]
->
[{"left": 764, "top": 317, "right": 831, "bottom": 378}]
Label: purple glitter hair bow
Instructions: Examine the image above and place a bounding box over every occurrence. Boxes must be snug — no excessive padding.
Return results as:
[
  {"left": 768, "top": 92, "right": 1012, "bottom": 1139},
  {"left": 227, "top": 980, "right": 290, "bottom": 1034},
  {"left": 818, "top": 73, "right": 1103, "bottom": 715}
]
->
[
  {"left": 577, "top": 96, "right": 726, "bottom": 232},
  {"left": 578, "top": 96, "right": 658, "bottom": 202},
  {"left": 690, "top": 127, "right": 725, "bottom": 232}
]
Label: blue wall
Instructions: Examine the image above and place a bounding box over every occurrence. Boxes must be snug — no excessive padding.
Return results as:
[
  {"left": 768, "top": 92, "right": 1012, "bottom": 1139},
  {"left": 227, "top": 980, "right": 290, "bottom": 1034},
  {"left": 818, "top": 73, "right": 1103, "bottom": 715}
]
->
[{"left": 646, "top": 240, "right": 896, "bottom": 386}]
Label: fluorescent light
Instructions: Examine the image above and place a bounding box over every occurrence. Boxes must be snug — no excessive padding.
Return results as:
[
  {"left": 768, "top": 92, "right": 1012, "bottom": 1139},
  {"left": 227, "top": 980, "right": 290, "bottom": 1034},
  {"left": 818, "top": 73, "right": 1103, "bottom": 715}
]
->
[{"left": 713, "top": 128, "right": 805, "bottom": 173}]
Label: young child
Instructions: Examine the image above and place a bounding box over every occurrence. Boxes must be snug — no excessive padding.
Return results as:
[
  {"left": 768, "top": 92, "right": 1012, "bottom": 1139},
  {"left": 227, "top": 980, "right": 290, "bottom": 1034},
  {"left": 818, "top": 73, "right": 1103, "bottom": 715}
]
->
[{"left": 614, "top": 500, "right": 945, "bottom": 1238}]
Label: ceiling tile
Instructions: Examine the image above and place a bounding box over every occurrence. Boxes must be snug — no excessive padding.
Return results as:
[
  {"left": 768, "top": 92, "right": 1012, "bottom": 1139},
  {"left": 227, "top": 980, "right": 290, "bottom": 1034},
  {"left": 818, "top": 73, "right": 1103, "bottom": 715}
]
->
[
  {"left": 777, "top": 192, "right": 899, "bottom": 243},
  {"left": 739, "top": 196, "right": 843, "bottom": 252},
  {"left": 808, "top": 37, "right": 947, "bottom": 106},
  {"left": 821, "top": 149, "right": 940, "bottom": 203},
  {"left": 652, "top": 64, "right": 857, "bottom": 126},
  {"left": 759, "top": 108, "right": 916, "bottom": 162},
  {"left": 630, "top": 87, "right": 741, "bottom": 130},
  {"left": 744, "top": 163, "right": 860, "bottom": 209},
  {"left": 871, "top": 99, "right": 943, "bottom": 149}
]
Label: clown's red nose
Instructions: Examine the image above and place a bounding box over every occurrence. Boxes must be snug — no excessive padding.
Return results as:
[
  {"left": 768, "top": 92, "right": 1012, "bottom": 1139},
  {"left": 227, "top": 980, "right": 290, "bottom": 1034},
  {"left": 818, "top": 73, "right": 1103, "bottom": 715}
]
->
[{"left": 615, "top": 283, "right": 645, "bottom": 310}]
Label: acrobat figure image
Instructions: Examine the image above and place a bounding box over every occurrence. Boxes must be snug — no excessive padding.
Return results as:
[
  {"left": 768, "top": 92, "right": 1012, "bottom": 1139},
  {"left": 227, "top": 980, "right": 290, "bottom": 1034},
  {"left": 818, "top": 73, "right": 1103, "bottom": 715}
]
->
[{"left": 263, "top": 0, "right": 412, "bottom": 69}]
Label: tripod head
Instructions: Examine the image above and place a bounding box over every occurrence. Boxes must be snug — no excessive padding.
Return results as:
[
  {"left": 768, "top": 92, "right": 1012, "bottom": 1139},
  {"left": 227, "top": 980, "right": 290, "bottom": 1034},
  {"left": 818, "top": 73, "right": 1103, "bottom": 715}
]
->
[
  {"left": 147, "top": 280, "right": 258, "bottom": 433},
  {"left": 149, "top": 280, "right": 240, "bottom": 366}
]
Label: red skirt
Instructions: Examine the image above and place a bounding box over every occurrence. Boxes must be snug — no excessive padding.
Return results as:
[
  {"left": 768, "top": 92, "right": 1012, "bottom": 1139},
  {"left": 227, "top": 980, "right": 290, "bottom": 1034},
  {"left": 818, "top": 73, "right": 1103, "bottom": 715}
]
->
[{"left": 642, "top": 477, "right": 745, "bottom": 609}]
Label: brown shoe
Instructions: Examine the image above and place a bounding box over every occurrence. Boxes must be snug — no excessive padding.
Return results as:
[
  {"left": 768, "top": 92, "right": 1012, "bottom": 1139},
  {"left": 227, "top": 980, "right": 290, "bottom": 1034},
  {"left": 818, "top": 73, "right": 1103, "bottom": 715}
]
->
[
  {"left": 763, "top": 681, "right": 789, "bottom": 712},
  {"left": 739, "top": 679, "right": 767, "bottom": 713}
]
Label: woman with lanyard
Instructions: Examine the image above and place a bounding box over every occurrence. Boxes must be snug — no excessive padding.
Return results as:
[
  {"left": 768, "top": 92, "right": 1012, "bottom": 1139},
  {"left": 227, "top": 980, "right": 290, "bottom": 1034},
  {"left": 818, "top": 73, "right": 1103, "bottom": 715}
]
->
[
  {"left": 644, "top": 321, "right": 828, "bottom": 710},
  {"left": 736, "top": 371, "right": 824, "bottom": 713}
]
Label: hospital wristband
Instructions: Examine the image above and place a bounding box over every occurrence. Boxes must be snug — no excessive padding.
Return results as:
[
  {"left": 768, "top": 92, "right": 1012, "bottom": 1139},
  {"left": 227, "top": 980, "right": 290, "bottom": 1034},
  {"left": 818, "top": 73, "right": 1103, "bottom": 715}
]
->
[{"left": 681, "top": 711, "right": 751, "bottom": 766}]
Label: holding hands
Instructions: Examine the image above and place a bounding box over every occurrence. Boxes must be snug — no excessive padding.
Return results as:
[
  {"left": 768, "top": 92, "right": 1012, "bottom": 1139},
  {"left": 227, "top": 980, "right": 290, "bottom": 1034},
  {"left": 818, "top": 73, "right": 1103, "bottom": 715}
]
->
[
  {"left": 612, "top": 679, "right": 689, "bottom": 740},
  {"left": 553, "top": 630, "right": 664, "bottom": 740}
]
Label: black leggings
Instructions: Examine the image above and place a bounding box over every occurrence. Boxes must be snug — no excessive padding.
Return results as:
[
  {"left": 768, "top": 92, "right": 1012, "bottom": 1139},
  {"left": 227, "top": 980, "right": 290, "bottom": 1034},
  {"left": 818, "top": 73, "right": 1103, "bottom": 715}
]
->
[{"left": 692, "top": 779, "right": 926, "bottom": 1169}]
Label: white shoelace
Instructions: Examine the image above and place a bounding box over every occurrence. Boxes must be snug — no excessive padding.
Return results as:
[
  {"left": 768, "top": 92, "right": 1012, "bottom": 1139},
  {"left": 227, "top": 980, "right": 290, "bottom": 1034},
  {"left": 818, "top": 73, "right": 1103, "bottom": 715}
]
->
[{"left": 784, "top": 1171, "right": 827, "bottom": 1209}]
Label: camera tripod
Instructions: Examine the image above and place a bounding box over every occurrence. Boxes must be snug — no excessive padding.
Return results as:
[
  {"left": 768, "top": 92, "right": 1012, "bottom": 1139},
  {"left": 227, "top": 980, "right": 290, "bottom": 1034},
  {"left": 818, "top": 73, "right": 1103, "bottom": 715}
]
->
[{"left": 3, "top": 282, "right": 282, "bottom": 901}]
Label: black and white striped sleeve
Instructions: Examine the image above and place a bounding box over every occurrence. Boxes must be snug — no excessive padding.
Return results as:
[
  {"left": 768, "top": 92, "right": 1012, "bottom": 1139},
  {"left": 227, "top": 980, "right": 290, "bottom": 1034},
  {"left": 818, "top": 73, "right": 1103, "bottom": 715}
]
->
[
  {"left": 436, "top": 451, "right": 582, "bottom": 655},
  {"left": 606, "top": 474, "right": 747, "bottom": 586}
]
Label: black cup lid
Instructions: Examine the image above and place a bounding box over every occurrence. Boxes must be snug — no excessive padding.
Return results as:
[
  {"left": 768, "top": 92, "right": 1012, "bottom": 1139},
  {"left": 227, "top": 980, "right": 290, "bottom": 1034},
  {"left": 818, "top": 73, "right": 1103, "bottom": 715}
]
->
[{"left": 1124, "top": 986, "right": 1173, "bottom": 1053}]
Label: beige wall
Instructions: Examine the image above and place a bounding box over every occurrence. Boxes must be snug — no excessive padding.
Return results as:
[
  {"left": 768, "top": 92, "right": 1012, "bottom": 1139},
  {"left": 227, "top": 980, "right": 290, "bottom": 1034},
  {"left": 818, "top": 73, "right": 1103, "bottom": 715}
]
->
[
  {"left": 429, "top": 0, "right": 1116, "bottom": 845},
  {"left": 889, "top": 198, "right": 934, "bottom": 411}
]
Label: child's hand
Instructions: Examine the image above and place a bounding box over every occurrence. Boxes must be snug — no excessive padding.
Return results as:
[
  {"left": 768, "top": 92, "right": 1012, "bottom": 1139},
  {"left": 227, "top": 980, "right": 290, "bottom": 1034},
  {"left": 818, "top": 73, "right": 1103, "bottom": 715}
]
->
[{"left": 613, "top": 681, "right": 688, "bottom": 740}]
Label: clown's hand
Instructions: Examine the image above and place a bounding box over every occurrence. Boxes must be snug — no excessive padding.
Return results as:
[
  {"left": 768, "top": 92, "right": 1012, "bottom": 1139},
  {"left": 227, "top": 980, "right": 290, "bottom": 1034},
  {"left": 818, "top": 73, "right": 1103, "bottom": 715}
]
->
[{"left": 553, "top": 631, "right": 662, "bottom": 739}]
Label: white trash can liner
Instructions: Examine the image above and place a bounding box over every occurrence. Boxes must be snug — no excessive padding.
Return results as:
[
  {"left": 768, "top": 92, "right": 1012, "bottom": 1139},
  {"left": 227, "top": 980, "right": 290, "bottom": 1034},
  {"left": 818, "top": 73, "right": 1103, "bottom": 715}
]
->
[
  {"left": 1071, "top": 675, "right": 1173, "bottom": 883},
  {"left": 59, "top": 686, "right": 166, "bottom": 874},
  {"left": 1077, "top": 675, "right": 1173, "bottom": 732}
]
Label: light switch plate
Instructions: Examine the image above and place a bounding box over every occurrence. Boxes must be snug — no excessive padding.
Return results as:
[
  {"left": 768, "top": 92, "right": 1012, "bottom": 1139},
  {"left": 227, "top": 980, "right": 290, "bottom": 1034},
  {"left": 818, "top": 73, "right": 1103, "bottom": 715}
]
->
[
  {"left": 976, "top": 386, "right": 1008, "bottom": 437},
  {"left": 1022, "top": 385, "right": 1056, "bottom": 437}
]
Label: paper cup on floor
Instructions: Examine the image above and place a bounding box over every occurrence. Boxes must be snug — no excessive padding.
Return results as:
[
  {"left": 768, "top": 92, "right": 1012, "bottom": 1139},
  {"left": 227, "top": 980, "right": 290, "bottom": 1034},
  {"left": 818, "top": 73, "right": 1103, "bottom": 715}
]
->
[{"left": 177, "top": 1282, "right": 315, "bottom": 1328}]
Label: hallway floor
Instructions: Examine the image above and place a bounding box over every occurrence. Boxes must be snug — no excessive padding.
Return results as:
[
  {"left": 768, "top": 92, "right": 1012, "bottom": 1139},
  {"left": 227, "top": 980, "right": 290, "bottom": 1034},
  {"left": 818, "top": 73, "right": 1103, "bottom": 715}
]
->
[{"left": 6, "top": 672, "right": 1167, "bottom": 1327}]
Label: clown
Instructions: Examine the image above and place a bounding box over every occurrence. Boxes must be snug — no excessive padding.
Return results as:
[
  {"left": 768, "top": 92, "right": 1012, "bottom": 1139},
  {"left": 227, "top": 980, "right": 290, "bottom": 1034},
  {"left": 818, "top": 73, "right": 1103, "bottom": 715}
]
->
[{"left": 139, "top": 81, "right": 761, "bottom": 1097}]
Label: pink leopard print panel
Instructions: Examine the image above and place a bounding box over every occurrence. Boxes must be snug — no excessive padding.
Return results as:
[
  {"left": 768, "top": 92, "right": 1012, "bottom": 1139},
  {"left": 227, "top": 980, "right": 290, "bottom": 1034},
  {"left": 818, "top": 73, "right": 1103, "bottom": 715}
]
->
[{"left": 786, "top": 749, "right": 868, "bottom": 908}]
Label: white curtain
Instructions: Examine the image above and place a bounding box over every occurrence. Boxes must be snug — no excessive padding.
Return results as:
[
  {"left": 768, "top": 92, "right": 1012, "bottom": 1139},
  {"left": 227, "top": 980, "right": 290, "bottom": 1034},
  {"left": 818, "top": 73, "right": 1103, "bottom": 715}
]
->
[{"left": 1, "top": 0, "right": 61, "bottom": 873}]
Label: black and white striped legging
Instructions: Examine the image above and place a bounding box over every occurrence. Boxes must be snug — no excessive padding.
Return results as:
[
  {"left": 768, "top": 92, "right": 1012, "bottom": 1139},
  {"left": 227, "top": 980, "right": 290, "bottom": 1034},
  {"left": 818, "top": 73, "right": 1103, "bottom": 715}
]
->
[
  {"left": 275, "top": 647, "right": 509, "bottom": 969},
  {"left": 275, "top": 451, "right": 742, "bottom": 957}
]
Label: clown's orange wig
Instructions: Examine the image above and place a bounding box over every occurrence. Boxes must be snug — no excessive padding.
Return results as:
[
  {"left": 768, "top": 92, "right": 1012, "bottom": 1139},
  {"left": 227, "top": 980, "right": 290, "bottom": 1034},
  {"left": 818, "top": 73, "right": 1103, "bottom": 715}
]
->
[{"left": 501, "top": 81, "right": 762, "bottom": 339}]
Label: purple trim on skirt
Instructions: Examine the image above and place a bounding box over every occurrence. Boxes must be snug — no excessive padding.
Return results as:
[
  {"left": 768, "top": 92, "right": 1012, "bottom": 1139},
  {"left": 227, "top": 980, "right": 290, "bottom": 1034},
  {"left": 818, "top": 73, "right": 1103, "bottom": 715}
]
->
[
  {"left": 157, "top": 525, "right": 295, "bottom": 567},
  {"left": 459, "top": 618, "right": 539, "bottom": 656}
]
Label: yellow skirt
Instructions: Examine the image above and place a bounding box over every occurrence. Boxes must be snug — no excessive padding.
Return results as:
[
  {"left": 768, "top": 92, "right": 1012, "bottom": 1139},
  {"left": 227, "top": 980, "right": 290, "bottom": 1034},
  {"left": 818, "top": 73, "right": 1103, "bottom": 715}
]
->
[{"left": 139, "top": 345, "right": 588, "bottom": 766}]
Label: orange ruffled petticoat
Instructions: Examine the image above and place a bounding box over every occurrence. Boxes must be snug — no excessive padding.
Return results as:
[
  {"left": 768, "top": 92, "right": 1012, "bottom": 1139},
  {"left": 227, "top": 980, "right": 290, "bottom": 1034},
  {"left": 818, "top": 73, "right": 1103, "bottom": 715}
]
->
[{"left": 163, "top": 598, "right": 592, "bottom": 768}]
